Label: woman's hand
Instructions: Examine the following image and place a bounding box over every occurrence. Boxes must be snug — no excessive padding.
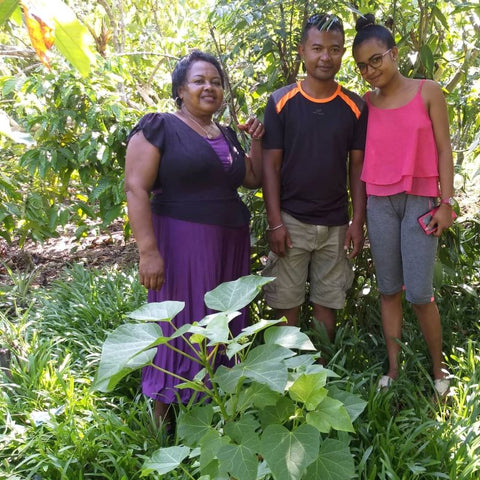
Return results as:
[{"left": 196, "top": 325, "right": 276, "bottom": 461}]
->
[
  {"left": 431, "top": 204, "right": 455, "bottom": 237},
  {"left": 240, "top": 116, "right": 265, "bottom": 188},
  {"left": 139, "top": 249, "right": 165, "bottom": 290},
  {"left": 238, "top": 116, "right": 265, "bottom": 140}
]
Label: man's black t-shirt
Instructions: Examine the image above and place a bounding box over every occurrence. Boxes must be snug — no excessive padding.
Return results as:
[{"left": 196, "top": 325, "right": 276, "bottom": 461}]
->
[{"left": 263, "top": 82, "right": 367, "bottom": 225}]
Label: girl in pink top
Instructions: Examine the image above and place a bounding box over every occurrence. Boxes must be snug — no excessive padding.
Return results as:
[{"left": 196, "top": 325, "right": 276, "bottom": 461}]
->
[{"left": 352, "top": 14, "right": 455, "bottom": 395}]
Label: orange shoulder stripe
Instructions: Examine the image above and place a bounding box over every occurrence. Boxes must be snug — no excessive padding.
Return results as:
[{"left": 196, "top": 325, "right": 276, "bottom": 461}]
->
[
  {"left": 275, "top": 85, "right": 301, "bottom": 113},
  {"left": 338, "top": 90, "right": 361, "bottom": 119}
]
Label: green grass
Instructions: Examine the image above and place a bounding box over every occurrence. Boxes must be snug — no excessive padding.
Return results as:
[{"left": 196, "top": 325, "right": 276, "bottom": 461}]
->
[{"left": 1, "top": 227, "right": 479, "bottom": 479}]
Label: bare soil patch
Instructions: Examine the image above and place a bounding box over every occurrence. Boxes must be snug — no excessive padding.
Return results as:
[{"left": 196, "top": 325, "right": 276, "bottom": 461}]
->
[{"left": 0, "top": 221, "right": 139, "bottom": 287}]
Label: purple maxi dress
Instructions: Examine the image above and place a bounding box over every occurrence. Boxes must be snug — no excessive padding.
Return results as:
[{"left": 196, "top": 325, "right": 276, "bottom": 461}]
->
[{"left": 128, "top": 113, "right": 251, "bottom": 404}]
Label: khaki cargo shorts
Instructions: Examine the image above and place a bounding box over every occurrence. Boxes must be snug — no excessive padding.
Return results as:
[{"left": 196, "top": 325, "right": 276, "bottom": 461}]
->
[{"left": 262, "top": 211, "right": 354, "bottom": 310}]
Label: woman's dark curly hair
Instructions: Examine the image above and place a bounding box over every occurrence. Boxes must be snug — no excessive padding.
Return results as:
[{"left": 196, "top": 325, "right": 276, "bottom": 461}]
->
[{"left": 171, "top": 50, "right": 225, "bottom": 108}]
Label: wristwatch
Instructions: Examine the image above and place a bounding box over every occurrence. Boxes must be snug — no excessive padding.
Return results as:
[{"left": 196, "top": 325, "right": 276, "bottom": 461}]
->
[{"left": 440, "top": 197, "right": 455, "bottom": 206}]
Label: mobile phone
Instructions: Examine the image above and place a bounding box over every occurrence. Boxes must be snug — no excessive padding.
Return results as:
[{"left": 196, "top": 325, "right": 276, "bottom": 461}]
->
[{"left": 417, "top": 206, "right": 457, "bottom": 235}]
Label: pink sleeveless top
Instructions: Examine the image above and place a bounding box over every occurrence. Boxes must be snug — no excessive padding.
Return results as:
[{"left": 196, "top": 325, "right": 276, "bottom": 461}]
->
[{"left": 361, "top": 80, "right": 440, "bottom": 197}]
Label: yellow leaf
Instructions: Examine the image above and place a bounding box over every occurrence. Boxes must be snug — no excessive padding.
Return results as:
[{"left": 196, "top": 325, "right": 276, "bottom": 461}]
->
[{"left": 20, "top": 1, "right": 55, "bottom": 68}]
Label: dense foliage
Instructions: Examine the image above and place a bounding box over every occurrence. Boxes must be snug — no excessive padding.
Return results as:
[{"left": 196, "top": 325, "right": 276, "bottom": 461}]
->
[
  {"left": 0, "top": 0, "right": 478, "bottom": 243},
  {"left": 0, "top": 226, "right": 479, "bottom": 477}
]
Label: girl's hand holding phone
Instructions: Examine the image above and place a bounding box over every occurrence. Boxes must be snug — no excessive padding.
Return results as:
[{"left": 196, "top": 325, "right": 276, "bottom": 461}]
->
[{"left": 418, "top": 205, "right": 457, "bottom": 236}]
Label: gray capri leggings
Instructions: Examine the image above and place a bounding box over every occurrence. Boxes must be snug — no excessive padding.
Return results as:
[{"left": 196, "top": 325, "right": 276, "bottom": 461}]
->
[{"left": 367, "top": 193, "right": 438, "bottom": 304}]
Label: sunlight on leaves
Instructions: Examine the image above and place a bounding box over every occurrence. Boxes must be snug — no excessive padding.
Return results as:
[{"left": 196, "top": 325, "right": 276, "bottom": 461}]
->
[
  {"left": 25, "top": 0, "right": 96, "bottom": 75},
  {"left": 127, "top": 301, "right": 185, "bottom": 322},
  {"left": 204, "top": 275, "right": 274, "bottom": 312},
  {"left": 0, "top": 110, "right": 35, "bottom": 145},
  {"left": 289, "top": 372, "right": 328, "bottom": 410},
  {"left": 142, "top": 445, "right": 190, "bottom": 476},
  {"left": 306, "top": 397, "right": 355, "bottom": 434},
  {"left": 264, "top": 325, "right": 316, "bottom": 351},
  {"left": 92, "top": 322, "right": 164, "bottom": 392}
]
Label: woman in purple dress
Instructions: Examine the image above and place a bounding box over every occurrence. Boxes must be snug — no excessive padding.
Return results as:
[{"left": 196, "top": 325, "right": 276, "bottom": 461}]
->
[{"left": 124, "top": 50, "right": 264, "bottom": 426}]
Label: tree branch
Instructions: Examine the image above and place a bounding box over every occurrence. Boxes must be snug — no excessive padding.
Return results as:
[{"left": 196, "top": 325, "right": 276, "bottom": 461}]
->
[{"left": 209, "top": 25, "right": 247, "bottom": 143}]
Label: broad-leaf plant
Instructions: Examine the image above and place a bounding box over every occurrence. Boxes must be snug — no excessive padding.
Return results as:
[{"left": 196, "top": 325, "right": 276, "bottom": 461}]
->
[{"left": 94, "top": 275, "right": 366, "bottom": 480}]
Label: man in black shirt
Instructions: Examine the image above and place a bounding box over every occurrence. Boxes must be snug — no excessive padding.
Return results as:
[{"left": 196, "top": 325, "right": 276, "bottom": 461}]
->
[{"left": 262, "top": 13, "right": 367, "bottom": 343}]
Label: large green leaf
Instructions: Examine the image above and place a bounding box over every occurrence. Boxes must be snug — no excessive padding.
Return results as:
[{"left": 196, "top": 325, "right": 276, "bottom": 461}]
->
[
  {"left": 0, "top": 0, "right": 18, "bottom": 25},
  {"left": 328, "top": 387, "right": 367, "bottom": 423},
  {"left": 204, "top": 275, "right": 274, "bottom": 312},
  {"left": 218, "top": 443, "right": 259, "bottom": 480},
  {"left": 264, "top": 326, "right": 316, "bottom": 351},
  {"left": 238, "top": 344, "right": 294, "bottom": 392},
  {"left": 224, "top": 414, "right": 261, "bottom": 449},
  {"left": 142, "top": 446, "right": 190, "bottom": 476},
  {"left": 213, "top": 364, "right": 245, "bottom": 394},
  {"left": 203, "top": 312, "right": 234, "bottom": 345},
  {"left": 245, "top": 343, "right": 296, "bottom": 365},
  {"left": 234, "top": 382, "right": 280, "bottom": 411},
  {"left": 92, "top": 323, "right": 164, "bottom": 392},
  {"left": 198, "top": 429, "right": 230, "bottom": 472},
  {"left": 177, "top": 404, "right": 215, "bottom": 446},
  {"left": 306, "top": 397, "right": 355, "bottom": 434},
  {"left": 289, "top": 372, "right": 328, "bottom": 410},
  {"left": 49, "top": 0, "right": 96, "bottom": 76},
  {"left": 258, "top": 396, "right": 296, "bottom": 428},
  {"left": 420, "top": 44, "right": 435, "bottom": 77},
  {"left": 213, "top": 344, "right": 291, "bottom": 394},
  {"left": 304, "top": 439, "right": 355, "bottom": 480},
  {"left": 127, "top": 301, "right": 185, "bottom": 322},
  {"left": 260, "top": 424, "right": 320, "bottom": 480},
  {"left": 235, "top": 318, "right": 285, "bottom": 340}
]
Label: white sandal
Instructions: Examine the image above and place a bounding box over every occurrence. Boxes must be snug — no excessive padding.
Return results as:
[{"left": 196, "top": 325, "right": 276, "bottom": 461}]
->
[
  {"left": 434, "top": 378, "right": 450, "bottom": 396},
  {"left": 377, "top": 375, "right": 394, "bottom": 391}
]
